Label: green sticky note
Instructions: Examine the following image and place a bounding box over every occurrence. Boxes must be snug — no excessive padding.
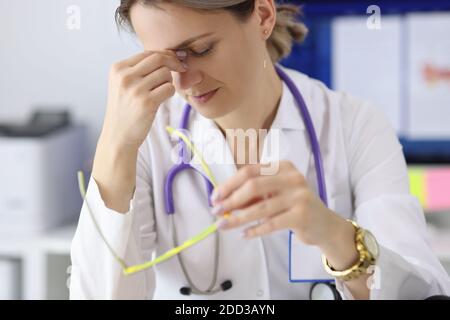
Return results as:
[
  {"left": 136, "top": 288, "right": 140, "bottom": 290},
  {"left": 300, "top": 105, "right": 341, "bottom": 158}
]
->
[{"left": 408, "top": 168, "right": 427, "bottom": 207}]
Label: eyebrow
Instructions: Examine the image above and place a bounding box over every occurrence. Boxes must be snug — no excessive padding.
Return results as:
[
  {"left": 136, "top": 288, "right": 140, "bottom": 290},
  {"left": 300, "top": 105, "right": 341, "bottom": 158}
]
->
[{"left": 168, "top": 32, "right": 216, "bottom": 50}]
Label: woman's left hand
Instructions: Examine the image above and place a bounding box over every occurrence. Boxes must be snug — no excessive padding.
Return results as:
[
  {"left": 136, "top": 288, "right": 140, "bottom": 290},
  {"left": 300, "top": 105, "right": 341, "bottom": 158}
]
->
[{"left": 211, "top": 160, "right": 340, "bottom": 247}]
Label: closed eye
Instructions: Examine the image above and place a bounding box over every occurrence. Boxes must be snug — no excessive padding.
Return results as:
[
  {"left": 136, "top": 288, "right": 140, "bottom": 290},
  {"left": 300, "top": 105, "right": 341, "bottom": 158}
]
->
[{"left": 189, "top": 44, "right": 215, "bottom": 57}]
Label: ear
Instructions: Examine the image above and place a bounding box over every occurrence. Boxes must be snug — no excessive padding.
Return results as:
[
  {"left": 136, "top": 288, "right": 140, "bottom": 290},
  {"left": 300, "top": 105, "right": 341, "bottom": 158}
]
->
[{"left": 254, "top": 0, "right": 276, "bottom": 39}]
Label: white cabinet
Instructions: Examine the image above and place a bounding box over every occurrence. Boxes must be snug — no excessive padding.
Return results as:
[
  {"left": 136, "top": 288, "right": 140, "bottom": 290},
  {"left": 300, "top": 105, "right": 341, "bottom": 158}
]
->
[
  {"left": 0, "top": 224, "right": 75, "bottom": 300},
  {"left": 0, "top": 258, "right": 21, "bottom": 299}
]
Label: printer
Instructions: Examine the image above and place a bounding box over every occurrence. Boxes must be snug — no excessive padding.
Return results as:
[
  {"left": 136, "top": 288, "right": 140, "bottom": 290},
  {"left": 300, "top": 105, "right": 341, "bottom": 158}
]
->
[{"left": 0, "top": 110, "right": 87, "bottom": 237}]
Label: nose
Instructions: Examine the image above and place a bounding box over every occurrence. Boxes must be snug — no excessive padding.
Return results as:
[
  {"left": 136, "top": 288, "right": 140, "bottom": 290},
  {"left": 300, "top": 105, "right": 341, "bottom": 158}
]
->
[{"left": 172, "top": 66, "right": 203, "bottom": 92}]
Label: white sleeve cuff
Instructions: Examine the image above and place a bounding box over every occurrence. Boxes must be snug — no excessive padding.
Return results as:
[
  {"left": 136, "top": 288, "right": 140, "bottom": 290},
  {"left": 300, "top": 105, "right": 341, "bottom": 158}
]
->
[
  {"left": 84, "top": 176, "right": 137, "bottom": 253},
  {"left": 334, "top": 244, "right": 450, "bottom": 300}
]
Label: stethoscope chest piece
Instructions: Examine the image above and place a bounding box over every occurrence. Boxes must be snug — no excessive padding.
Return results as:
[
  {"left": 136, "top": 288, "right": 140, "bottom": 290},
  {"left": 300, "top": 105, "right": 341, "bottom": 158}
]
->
[
  {"left": 180, "top": 280, "right": 233, "bottom": 296},
  {"left": 309, "top": 282, "right": 342, "bottom": 300}
]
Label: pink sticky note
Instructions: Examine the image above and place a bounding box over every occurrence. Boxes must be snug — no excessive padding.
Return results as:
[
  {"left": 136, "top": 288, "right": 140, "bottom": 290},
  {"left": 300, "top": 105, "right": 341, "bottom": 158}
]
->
[{"left": 426, "top": 169, "right": 450, "bottom": 212}]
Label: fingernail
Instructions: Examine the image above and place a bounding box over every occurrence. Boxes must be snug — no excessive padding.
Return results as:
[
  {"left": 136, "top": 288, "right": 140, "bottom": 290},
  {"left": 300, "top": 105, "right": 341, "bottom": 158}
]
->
[
  {"left": 175, "top": 50, "right": 187, "bottom": 58},
  {"left": 216, "top": 218, "right": 228, "bottom": 230},
  {"left": 211, "top": 204, "right": 224, "bottom": 216},
  {"left": 210, "top": 190, "right": 220, "bottom": 203}
]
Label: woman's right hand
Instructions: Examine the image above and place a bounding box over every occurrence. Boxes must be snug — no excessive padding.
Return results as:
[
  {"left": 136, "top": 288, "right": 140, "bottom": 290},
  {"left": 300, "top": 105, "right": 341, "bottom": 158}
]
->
[
  {"left": 101, "top": 50, "right": 187, "bottom": 151},
  {"left": 91, "top": 50, "right": 187, "bottom": 213}
]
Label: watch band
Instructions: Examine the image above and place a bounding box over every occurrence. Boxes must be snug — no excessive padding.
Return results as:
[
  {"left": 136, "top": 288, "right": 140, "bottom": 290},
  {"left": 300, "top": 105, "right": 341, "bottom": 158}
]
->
[{"left": 322, "top": 220, "right": 377, "bottom": 282}]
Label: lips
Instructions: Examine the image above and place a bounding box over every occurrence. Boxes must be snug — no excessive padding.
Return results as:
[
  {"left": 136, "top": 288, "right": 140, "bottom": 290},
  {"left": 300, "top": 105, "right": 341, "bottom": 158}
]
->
[
  {"left": 193, "top": 88, "right": 217, "bottom": 98},
  {"left": 191, "top": 88, "right": 219, "bottom": 104}
]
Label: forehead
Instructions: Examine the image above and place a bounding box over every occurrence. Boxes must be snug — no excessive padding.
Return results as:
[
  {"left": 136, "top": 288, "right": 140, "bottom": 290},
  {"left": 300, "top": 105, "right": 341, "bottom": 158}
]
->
[{"left": 130, "top": 3, "right": 234, "bottom": 50}]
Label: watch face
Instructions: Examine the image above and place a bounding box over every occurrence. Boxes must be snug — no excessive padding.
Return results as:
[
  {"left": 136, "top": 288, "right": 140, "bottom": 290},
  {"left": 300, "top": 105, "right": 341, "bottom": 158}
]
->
[{"left": 364, "top": 231, "right": 379, "bottom": 258}]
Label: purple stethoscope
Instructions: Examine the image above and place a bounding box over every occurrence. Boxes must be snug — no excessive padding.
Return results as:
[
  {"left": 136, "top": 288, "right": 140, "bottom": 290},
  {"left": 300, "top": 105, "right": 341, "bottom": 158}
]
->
[{"left": 164, "top": 64, "right": 332, "bottom": 298}]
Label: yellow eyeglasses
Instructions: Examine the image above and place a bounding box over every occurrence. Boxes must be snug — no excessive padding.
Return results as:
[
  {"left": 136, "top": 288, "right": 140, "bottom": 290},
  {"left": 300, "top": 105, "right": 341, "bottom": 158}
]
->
[{"left": 77, "top": 126, "right": 230, "bottom": 276}]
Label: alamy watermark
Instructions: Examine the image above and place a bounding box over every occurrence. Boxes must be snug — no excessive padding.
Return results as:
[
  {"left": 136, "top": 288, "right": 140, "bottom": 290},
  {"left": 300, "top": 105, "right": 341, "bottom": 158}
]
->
[
  {"left": 366, "top": 5, "right": 381, "bottom": 30},
  {"left": 66, "top": 5, "right": 81, "bottom": 30},
  {"left": 168, "top": 124, "right": 288, "bottom": 176}
]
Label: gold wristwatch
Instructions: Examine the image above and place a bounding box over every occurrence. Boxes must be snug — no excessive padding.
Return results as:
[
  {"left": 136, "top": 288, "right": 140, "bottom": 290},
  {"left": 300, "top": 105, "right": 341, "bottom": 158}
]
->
[{"left": 322, "top": 220, "right": 379, "bottom": 282}]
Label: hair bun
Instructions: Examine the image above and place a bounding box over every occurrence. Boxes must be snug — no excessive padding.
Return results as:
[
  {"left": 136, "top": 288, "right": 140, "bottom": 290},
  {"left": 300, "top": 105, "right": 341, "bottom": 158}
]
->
[{"left": 267, "top": 3, "right": 308, "bottom": 63}]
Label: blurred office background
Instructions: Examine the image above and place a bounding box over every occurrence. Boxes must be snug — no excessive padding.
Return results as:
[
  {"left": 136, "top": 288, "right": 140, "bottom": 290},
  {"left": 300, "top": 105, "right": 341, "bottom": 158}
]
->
[{"left": 0, "top": 0, "right": 449, "bottom": 299}]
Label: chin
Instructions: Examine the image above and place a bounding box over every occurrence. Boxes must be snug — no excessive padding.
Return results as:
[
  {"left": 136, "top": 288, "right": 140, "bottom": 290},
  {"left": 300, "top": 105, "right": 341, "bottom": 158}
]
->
[
  {"left": 186, "top": 89, "right": 236, "bottom": 120},
  {"left": 191, "top": 103, "right": 226, "bottom": 120},
  {"left": 189, "top": 98, "right": 229, "bottom": 120}
]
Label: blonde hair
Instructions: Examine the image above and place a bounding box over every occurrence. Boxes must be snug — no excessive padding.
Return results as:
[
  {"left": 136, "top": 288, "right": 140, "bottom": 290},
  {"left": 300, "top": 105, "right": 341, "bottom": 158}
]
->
[{"left": 116, "top": 0, "right": 308, "bottom": 63}]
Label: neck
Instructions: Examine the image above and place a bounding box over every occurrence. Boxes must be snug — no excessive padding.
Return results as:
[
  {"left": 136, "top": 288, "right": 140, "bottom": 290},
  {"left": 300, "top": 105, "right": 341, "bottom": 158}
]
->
[{"left": 214, "top": 63, "right": 283, "bottom": 133}]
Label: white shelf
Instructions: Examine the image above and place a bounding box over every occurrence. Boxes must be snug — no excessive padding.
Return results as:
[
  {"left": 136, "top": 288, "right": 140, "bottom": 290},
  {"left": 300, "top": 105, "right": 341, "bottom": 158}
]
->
[
  {"left": 0, "top": 224, "right": 75, "bottom": 256},
  {"left": 0, "top": 223, "right": 76, "bottom": 300},
  {"left": 39, "top": 224, "right": 77, "bottom": 255}
]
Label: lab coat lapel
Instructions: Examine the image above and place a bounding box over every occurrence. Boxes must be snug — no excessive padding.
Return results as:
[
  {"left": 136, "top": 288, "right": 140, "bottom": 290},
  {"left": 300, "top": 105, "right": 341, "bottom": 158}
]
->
[{"left": 266, "top": 79, "right": 310, "bottom": 179}]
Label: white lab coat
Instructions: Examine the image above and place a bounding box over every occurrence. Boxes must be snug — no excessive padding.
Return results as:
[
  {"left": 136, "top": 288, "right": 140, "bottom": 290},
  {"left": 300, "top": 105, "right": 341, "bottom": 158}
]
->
[{"left": 69, "top": 64, "right": 450, "bottom": 300}]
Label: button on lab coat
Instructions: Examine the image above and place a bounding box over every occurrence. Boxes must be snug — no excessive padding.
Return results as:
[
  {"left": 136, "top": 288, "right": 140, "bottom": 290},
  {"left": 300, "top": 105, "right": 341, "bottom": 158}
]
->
[{"left": 70, "top": 64, "right": 450, "bottom": 299}]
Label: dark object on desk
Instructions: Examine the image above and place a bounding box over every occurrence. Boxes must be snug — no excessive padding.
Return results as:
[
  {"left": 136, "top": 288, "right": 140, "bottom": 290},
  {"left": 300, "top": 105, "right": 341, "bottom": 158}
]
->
[
  {"left": 425, "top": 295, "right": 450, "bottom": 300},
  {"left": 0, "top": 110, "right": 71, "bottom": 137}
]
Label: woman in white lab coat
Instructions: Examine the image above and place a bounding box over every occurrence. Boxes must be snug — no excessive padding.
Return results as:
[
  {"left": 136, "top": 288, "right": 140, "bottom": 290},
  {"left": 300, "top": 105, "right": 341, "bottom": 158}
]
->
[{"left": 69, "top": 0, "right": 450, "bottom": 299}]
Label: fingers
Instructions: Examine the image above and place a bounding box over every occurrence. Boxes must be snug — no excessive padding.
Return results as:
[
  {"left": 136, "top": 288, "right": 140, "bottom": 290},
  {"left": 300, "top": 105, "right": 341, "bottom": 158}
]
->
[
  {"left": 218, "top": 193, "right": 291, "bottom": 231},
  {"left": 113, "top": 50, "right": 186, "bottom": 84},
  {"left": 242, "top": 210, "right": 293, "bottom": 239},
  {"left": 132, "top": 51, "right": 187, "bottom": 76},
  {"left": 213, "top": 174, "right": 285, "bottom": 215},
  {"left": 148, "top": 82, "right": 176, "bottom": 107},
  {"left": 212, "top": 161, "right": 311, "bottom": 239},
  {"left": 119, "top": 50, "right": 185, "bottom": 111},
  {"left": 211, "top": 164, "right": 263, "bottom": 204},
  {"left": 134, "top": 66, "right": 173, "bottom": 95},
  {"left": 120, "top": 50, "right": 154, "bottom": 68}
]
